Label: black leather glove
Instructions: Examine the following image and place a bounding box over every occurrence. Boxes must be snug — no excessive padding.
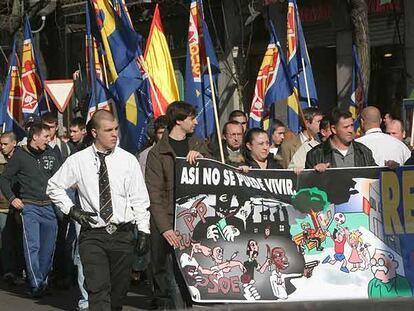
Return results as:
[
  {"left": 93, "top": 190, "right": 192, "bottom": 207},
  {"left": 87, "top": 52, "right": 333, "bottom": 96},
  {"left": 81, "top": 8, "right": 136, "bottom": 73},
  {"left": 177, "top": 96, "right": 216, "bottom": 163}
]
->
[
  {"left": 69, "top": 207, "right": 98, "bottom": 228},
  {"left": 135, "top": 229, "right": 150, "bottom": 256}
]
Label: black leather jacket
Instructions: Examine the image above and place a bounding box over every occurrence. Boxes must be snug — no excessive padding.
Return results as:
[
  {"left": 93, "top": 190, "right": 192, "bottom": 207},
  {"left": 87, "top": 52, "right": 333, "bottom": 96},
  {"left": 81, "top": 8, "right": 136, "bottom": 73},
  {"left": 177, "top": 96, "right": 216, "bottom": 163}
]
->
[{"left": 305, "top": 139, "right": 376, "bottom": 169}]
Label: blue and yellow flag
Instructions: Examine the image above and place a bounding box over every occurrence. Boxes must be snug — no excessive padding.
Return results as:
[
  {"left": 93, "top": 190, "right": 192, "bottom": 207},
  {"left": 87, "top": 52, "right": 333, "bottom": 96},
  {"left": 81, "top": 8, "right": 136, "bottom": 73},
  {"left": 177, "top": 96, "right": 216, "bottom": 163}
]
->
[
  {"left": 349, "top": 44, "right": 367, "bottom": 137},
  {"left": 86, "top": 2, "right": 113, "bottom": 122},
  {"left": 89, "top": 0, "right": 142, "bottom": 105},
  {"left": 0, "top": 40, "right": 25, "bottom": 138},
  {"left": 249, "top": 21, "right": 292, "bottom": 129},
  {"left": 88, "top": 0, "right": 153, "bottom": 153},
  {"left": 185, "top": 0, "right": 220, "bottom": 139},
  {"left": 287, "top": 0, "right": 318, "bottom": 133}
]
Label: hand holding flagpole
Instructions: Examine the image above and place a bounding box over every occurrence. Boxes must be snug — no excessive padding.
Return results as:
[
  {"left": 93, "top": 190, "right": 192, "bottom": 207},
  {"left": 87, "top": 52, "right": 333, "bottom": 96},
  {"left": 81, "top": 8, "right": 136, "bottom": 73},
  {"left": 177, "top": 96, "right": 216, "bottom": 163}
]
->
[{"left": 207, "top": 56, "right": 224, "bottom": 164}]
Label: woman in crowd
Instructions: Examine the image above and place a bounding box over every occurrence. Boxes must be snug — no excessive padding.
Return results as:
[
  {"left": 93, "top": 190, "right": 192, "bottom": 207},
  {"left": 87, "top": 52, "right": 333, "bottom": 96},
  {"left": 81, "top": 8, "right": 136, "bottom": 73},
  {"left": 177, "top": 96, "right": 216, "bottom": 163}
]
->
[{"left": 243, "top": 128, "right": 282, "bottom": 169}]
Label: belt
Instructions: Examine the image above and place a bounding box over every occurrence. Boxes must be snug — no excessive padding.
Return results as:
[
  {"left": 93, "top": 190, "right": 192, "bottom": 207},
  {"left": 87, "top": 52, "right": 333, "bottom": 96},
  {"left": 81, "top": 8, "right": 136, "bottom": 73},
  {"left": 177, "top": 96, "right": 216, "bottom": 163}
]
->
[{"left": 83, "top": 222, "right": 134, "bottom": 235}]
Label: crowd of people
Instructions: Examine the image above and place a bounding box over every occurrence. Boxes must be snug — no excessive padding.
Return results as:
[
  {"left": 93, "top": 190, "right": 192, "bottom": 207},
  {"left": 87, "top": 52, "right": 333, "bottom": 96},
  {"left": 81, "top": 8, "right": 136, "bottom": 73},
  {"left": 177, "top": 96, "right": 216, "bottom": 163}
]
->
[{"left": 0, "top": 101, "right": 413, "bottom": 310}]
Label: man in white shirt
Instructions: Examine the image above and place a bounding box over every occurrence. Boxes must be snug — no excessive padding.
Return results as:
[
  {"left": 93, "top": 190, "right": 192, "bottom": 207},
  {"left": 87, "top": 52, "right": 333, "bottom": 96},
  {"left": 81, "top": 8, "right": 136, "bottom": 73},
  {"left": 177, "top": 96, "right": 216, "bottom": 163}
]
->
[
  {"left": 356, "top": 106, "right": 411, "bottom": 166},
  {"left": 47, "top": 110, "right": 150, "bottom": 310},
  {"left": 280, "top": 107, "right": 323, "bottom": 168}
]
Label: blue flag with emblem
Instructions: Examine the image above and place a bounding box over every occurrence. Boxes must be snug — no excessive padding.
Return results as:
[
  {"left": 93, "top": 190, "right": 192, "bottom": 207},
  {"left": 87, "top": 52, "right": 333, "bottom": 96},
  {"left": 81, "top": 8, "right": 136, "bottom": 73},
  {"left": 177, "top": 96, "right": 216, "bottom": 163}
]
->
[
  {"left": 185, "top": 0, "right": 220, "bottom": 139},
  {"left": 249, "top": 20, "right": 292, "bottom": 129},
  {"left": 286, "top": 0, "right": 318, "bottom": 133},
  {"left": 0, "top": 39, "right": 25, "bottom": 138}
]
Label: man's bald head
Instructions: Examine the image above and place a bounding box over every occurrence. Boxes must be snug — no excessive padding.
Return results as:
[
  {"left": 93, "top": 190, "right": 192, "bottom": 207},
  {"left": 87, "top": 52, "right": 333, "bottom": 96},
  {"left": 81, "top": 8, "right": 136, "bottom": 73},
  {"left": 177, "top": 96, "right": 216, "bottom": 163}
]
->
[
  {"left": 361, "top": 106, "right": 381, "bottom": 131},
  {"left": 90, "top": 109, "right": 116, "bottom": 130}
]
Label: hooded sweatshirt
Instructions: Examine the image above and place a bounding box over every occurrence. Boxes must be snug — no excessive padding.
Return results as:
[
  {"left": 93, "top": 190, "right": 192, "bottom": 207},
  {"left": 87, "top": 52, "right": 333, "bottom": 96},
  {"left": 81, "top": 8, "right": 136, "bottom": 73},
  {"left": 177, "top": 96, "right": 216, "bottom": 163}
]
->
[{"left": 0, "top": 145, "right": 61, "bottom": 206}]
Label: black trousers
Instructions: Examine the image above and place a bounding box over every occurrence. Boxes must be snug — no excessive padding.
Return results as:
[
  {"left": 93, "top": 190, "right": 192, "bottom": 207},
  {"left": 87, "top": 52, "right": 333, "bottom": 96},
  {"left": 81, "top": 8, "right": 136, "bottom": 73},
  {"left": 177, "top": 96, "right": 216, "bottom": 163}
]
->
[
  {"left": 150, "top": 219, "right": 190, "bottom": 309},
  {"left": 79, "top": 227, "right": 134, "bottom": 311},
  {"left": 1, "top": 208, "right": 25, "bottom": 276}
]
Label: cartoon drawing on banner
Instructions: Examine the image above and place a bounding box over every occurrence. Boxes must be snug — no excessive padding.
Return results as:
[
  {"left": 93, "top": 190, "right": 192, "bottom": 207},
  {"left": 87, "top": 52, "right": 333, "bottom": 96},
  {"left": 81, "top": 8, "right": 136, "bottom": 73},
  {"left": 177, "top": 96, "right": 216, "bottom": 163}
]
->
[
  {"left": 368, "top": 249, "right": 412, "bottom": 298},
  {"left": 174, "top": 159, "right": 413, "bottom": 302}
]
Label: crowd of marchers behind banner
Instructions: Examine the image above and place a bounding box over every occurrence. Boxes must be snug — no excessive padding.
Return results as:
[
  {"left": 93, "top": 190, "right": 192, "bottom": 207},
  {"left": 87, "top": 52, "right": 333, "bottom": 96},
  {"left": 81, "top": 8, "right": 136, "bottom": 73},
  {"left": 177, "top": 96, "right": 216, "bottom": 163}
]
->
[{"left": 0, "top": 101, "right": 413, "bottom": 310}]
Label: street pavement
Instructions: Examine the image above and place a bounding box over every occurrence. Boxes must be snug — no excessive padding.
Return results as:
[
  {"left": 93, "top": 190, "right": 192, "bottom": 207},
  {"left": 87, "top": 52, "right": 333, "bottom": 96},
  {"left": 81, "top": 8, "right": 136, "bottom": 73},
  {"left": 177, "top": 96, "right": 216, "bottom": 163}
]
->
[
  {"left": 0, "top": 279, "right": 154, "bottom": 310},
  {"left": 1, "top": 279, "right": 414, "bottom": 310}
]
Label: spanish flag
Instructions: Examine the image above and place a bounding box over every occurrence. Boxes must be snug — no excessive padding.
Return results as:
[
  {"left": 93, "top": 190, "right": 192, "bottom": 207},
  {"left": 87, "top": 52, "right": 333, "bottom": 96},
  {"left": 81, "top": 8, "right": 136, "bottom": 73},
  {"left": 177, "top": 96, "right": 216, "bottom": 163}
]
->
[{"left": 144, "top": 4, "right": 179, "bottom": 118}]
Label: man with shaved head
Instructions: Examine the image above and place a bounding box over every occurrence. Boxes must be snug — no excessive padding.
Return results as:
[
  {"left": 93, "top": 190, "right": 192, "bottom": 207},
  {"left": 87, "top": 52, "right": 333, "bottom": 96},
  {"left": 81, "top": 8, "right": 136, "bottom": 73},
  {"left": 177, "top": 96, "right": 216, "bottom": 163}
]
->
[
  {"left": 47, "top": 110, "right": 151, "bottom": 310},
  {"left": 356, "top": 106, "right": 411, "bottom": 165}
]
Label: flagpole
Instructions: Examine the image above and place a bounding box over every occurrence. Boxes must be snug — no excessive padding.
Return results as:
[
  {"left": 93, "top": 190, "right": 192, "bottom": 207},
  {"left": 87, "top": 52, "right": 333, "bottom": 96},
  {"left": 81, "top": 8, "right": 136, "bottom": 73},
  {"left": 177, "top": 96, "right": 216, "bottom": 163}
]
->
[
  {"left": 207, "top": 56, "right": 224, "bottom": 164},
  {"left": 410, "top": 110, "right": 414, "bottom": 147},
  {"left": 301, "top": 57, "right": 311, "bottom": 108},
  {"left": 101, "top": 50, "right": 109, "bottom": 88}
]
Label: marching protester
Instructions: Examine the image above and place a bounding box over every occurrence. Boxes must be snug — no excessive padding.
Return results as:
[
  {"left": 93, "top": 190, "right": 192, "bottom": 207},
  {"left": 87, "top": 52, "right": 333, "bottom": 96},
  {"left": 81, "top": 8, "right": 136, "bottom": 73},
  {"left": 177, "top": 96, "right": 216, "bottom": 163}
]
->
[
  {"left": 243, "top": 128, "right": 282, "bottom": 169},
  {"left": 386, "top": 118, "right": 411, "bottom": 148},
  {"left": 137, "top": 115, "right": 168, "bottom": 176},
  {"left": 229, "top": 110, "right": 248, "bottom": 132},
  {"left": 306, "top": 108, "right": 376, "bottom": 171},
  {"left": 0, "top": 124, "right": 61, "bottom": 297},
  {"left": 318, "top": 116, "right": 332, "bottom": 142},
  {"left": 42, "top": 112, "right": 72, "bottom": 163},
  {"left": 0, "top": 132, "right": 25, "bottom": 286},
  {"left": 68, "top": 117, "right": 87, "bottom": 153},
  {"left": 134, "top": 115, "right": 168, "bottom": 284},
  {"left": 42, "top": 112, "right": 74, "bottom": 290},
  {"left": 145, "top": 101, "right": 210, "bottom": 309},
  {"left": 269, "top": 119, "right": 286, "bottom": 159},
  {"left": 281, "top": 107, "right": 323, "bottom": 168},
  {"left": 287, "top": 115, "right": 331, "bottom": 169},
  {"left": 221, "top": 120, "right": 245, "bottom": 166},
  {"left": 47, "top": 110, "right": 150, "bottom": 310},
  {"left": 356, "top": 106, "right": 411, "bottom": 166}
]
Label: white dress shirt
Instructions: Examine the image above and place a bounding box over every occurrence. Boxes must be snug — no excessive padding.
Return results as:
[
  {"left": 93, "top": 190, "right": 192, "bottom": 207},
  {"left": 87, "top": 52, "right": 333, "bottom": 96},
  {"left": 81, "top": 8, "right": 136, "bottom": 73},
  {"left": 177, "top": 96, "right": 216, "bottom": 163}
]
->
[
  {"left": 47, "top": 144, "right": 150, "bottom": 233},
  {"left": 356, "top": 128, "right": 411, "bottom": 166}
]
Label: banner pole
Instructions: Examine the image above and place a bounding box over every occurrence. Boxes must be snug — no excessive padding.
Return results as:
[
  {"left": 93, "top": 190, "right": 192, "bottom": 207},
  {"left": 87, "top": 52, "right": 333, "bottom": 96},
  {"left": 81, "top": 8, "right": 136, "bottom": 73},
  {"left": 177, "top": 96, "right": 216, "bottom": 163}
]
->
[{"left": 207, "top": 56, "right": 224, "bottom": 164}]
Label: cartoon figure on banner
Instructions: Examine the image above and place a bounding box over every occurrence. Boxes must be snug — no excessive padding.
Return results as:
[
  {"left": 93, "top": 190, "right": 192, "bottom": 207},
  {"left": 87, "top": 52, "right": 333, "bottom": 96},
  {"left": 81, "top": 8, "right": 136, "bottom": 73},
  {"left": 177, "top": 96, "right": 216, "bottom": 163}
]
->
[
  {"left": 300, "top": 222, "right": 324, "bottom": 252},
  {"left": 368, "top": 249, "right": 412, "bottom": 298},
  {"left": 191, "top": 243, "right": 246, "bottom": 282},
  {"left": 322, "top": 227, "right": 350, "bottom": 273},
  {"left": 268, "top": 246, "right": 317, "bottom": 300},
  {"left": 239, "top": 239, "right": 271, "bottom": 301},
  {"left": 192, "top": 193, "right": 244, "bottom": 243},
  {"left": 347, "top": 229, "right": 369, "bottom": 272},
  {"left": 180, "top": 253, "right": 203, "bottom": 301}
]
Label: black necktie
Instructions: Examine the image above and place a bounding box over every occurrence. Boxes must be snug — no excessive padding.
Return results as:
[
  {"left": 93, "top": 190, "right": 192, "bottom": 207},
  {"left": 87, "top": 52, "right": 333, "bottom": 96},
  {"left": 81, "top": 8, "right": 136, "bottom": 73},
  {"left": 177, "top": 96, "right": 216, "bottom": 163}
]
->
[{"left": 98, "top": 152, "right": 113, "bottom": 223}]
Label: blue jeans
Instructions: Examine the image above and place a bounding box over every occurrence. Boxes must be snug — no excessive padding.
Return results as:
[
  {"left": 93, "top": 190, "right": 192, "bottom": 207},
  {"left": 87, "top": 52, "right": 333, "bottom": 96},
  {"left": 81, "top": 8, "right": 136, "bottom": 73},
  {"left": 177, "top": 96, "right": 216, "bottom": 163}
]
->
[{"left": 21, "top": 204, "right": 57, "bottom": 291}]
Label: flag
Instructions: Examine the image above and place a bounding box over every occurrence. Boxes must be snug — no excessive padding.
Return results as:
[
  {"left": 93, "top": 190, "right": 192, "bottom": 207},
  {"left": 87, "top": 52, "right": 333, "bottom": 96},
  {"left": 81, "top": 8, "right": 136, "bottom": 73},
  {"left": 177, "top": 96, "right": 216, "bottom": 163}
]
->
[
  {"left": 89, "top": 0, "right": 143, "bottom": 104},
  {"left": 144, "top": 4, "right": 180, "bottom": 118},
  {"left": 88, "top": 0, "right": 153, "bottom": 153},
  {"left": 86, "top": 2, "right": 113, "bottom": 122},
  {"left": 349, "top": 44, "right": 367, "bottom": 137},
  {"left": 248, "top": 21, "right": 292, "bottom": 129},
  {"left": 286, "top": 0, "right": 318, "bottom": 133},
  {"left": 0, "top": 40, "right": 24, "bottom": 138},
  {"left": 185, "top": 0, "right": 220, "bottom": 139},
  {"left": 21, "top": 16, "right": 47, "bottom": 119}
]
